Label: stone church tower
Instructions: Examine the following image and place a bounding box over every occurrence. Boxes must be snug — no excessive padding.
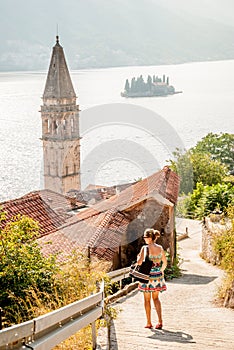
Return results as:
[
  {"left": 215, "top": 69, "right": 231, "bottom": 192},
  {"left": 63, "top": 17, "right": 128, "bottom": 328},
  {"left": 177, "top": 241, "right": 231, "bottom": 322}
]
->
[{"left": 41, "top": 36, "right": 81, "bottom": 194}]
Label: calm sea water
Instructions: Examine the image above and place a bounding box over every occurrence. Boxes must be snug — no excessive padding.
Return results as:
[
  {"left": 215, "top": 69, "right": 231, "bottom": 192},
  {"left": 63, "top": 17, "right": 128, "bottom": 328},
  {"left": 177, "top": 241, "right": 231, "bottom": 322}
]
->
[{"left": 0, "top": 60, "right": 233, "bottom": 201}]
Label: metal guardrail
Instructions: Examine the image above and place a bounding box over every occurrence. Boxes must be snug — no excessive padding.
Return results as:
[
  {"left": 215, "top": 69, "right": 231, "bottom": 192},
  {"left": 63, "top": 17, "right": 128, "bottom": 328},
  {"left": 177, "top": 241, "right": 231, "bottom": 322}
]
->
[
  {"left": 0, "top": 267, "right": 131, "bottom": 350},
  {"left": 107, "top": 266, "right": 131, "bottom": 287}
]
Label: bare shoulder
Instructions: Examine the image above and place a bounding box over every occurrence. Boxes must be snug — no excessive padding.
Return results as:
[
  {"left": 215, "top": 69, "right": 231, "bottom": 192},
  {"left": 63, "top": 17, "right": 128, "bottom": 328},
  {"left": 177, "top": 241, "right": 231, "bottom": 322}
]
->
[
  {"left": 149, "top": 243, "right": 161, "bottom": 255},
  {"left": 154, "top": 243, "right": 163, "bottom": 250}
]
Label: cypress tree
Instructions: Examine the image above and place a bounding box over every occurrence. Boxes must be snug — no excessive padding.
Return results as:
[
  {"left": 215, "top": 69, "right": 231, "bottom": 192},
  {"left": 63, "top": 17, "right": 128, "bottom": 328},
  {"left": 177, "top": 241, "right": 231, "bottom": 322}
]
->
[{"left": 125, "top": 79, "right": 130, "bottom": 92}]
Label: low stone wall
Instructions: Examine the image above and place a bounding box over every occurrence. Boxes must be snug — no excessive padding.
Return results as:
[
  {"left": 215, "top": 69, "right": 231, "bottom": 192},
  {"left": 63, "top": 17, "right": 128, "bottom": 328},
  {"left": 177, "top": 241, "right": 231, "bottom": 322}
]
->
[
  {"left": 202, "top": 217, "right": 234, "bottom": 309},
  {"left": 224, "top": 281, "right": 234, "bottom": 308},
  {"left": 201, "top": 217, "right": 221, "bottom": 264}
]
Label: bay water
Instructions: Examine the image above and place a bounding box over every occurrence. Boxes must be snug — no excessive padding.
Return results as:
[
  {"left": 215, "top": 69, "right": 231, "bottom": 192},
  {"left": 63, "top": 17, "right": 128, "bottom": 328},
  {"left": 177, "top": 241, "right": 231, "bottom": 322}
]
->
[{"left": 0, "top": 59, "right": 233, "bottom": 201}]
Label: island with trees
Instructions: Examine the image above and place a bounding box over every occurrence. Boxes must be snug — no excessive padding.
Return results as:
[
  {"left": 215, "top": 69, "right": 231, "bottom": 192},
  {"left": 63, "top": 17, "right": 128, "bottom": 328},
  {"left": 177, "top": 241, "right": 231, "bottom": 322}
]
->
[{"left": 121, "top": 74, "right": 182, "bottom": 98}]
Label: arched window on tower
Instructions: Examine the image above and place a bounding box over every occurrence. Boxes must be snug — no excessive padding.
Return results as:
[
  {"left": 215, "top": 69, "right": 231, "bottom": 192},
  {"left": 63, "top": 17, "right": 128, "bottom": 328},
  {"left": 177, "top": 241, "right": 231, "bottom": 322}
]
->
[
  {"left": 71, "top": 117, "right": 74, "bottom": 133},
  {"left": 63, "top": 119, "right": 66, "bottom": 130},
  {"left": 53, "top": 120, "right": 58, "bottom": 135},
  {"left": 43, "top": 119, "right": 50, "bottom": 134}
]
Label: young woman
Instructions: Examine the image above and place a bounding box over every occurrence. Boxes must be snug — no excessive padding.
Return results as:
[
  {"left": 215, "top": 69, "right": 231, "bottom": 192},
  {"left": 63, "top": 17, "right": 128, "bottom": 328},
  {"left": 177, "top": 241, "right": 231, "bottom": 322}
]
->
[{"left": 137, "top": 228, "right": 167, "bottom": 329}]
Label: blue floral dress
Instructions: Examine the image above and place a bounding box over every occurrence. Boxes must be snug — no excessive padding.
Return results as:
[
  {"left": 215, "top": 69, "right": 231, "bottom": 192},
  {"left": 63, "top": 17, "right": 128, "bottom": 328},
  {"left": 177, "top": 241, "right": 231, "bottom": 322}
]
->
[{"left": 138, "top": 251, "right": 167, "bottom": 293}]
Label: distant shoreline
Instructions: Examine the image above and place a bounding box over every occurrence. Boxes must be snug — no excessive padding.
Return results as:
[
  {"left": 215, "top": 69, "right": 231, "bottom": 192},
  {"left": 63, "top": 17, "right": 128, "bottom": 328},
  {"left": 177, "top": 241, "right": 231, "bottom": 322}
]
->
[
  {"left": 1, "top": 58, "right": 234, "bottom": 74},
  {"left": 121, "top": 91, "right": 183, "bottom": 98}
]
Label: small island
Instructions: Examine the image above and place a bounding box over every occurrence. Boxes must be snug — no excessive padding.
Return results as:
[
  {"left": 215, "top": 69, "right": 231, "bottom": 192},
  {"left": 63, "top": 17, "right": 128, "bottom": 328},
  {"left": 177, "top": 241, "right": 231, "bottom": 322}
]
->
[{"left": 121, "top": 74, "right": 182, "bottom": 98}]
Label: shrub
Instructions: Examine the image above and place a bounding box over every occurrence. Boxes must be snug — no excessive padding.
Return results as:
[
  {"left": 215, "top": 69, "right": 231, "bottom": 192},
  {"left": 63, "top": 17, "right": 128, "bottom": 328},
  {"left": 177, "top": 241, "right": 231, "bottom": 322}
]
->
[
  {"left": 212, "top": 205, "right": 234, "bottom": 303},
  {"left": 0, "top": 211, "right": 59, "bottom": 324},
  {"left": 212, "top": 205, "right": 234, "bottom": 276},
  {"left": 181, "top": 182, "right": 234, "bottom": 219}
]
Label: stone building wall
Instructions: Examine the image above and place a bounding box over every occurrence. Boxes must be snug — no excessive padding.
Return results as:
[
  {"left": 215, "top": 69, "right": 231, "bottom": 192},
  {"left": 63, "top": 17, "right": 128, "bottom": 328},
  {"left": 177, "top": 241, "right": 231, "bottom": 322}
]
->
[{"left": 120, "top": 198, "right": 174, "bottom": 267}]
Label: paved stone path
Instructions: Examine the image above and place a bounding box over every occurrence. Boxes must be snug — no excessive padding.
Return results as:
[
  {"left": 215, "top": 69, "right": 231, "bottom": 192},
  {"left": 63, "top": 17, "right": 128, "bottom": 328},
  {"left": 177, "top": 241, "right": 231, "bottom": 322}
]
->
[{"left": 97, "top": 219, "right": 234, "bottom": 349}]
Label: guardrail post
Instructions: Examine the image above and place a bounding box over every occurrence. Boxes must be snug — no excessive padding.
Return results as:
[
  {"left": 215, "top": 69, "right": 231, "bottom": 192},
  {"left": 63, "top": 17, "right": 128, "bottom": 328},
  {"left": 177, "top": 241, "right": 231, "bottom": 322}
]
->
[{"left": 91, "top": 321, "right": 97, "bottom": 349}]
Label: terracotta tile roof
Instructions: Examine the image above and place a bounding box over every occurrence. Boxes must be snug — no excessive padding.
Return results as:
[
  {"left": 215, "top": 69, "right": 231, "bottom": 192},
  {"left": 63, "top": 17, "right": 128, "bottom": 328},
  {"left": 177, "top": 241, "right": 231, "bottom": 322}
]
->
[
  {"left": 39, "top": 208, "right": 131, "bottom": 261},
  {"left": 39, "top": 189, "right": 86, "bottom": 216},
  {"left": 88, "top": 209, "right": 131, "bottom": 260},
  {"left": 39, "top": 167, "right": 179, "bottom": 262},
  {"left": 0, "top": 191, "right": 70, "bottom": 236},
  {"left": 76, "top": 166, "right": 179, "bottom": 215},
  {"left": 67, "top": 182, "right": 134, "bottom": 205},
  {"left": 84, "top": 184, "right": 106, "bottom": 191}
]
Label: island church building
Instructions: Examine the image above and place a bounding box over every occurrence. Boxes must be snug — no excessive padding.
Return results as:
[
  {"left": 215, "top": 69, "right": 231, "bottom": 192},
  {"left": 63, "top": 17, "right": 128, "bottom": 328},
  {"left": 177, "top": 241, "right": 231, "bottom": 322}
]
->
[{"left": 41, "top": 36, "right": 81, "bottom": 195}]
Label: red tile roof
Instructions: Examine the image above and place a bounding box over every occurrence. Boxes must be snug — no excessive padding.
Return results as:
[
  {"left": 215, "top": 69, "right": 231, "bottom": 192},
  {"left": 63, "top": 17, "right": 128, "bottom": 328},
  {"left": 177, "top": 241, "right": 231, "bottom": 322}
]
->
[
  {"left": 67, "top": 182, "right": 134, "bottom": 205},
  {"left": 76, "top": 166, "right": 179, "bottom": 216},
  {"left": 39, "top": 167, "right": 179, "bottom": 261},
  {"left": 0, "top": 190, "right": 77, "bottom": 236},
  {"left": 40, "top": 189, "right": 86, "bottom": 215},
  {"left": 88, "top": 209, "right": 131, "bottom": 260},
  {"left": 39, "top": 208, "right": 131, "bottom": 261},
  {"left": 84, "top": 184, "right": 106, "bottom": 191},
  {"left": 0, "top": 168, "right": 179, "bottom": 262}
]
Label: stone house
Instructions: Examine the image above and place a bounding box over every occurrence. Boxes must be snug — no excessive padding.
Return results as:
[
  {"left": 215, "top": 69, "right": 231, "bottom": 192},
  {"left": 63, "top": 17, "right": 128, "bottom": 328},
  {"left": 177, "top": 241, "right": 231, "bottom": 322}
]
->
[
  {"left": 1, "top": 167, "right": 179, "bottom": 270},
  {"left": 39, "top": 166, "right": 180, "bottom": 269}
]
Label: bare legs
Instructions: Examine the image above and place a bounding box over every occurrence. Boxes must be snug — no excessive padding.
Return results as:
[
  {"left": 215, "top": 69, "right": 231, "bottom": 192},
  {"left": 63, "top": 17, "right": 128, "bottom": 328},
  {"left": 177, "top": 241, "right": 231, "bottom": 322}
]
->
[
  {"left": 144, "top": 292, "right": 152, "bottom": 326},
  {"left": 143, "top": 291, "right": 162, "bottom": 327},
  {"left": 152, "top": 291, "right": 162, "bottom": 324}
]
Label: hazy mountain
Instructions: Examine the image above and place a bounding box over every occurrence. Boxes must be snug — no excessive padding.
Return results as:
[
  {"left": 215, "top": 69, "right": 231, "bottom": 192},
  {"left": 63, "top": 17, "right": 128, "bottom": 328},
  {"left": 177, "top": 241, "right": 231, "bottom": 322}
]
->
[
  {"left": 156, "top": 0, "right": 234, "bottom": 27},
  {"left": 1, "top": 0, "right": 234, "bottom": 71}
]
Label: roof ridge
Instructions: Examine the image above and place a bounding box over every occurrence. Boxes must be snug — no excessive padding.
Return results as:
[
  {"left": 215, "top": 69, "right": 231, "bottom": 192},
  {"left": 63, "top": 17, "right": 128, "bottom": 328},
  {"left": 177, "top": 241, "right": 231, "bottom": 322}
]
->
[{"left": 87, "top": 208, "right": 118, "bottom": 248}]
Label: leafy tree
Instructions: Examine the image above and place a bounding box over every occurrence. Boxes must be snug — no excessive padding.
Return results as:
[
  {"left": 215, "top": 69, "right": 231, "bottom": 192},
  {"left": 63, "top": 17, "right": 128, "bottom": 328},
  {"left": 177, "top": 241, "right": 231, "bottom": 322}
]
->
[
  {"left": 0, "top": 211, "right": 59, "bottom": 323},
  {"left": 192, "top": 132, "right": 234, "bottom": 171},
  {"left": 183, "top": 182, "right": 205, "bottom": 217},
  {"left": 169, "top": 148, "right": 227, "bottom": 194},
  {"left": 169, "top": 148, "right": 193, "bottom": 194},
  {"left": 184, "top": 183, "right": 234, "bottom": 219},
  {"left": 190, "top": 152, "right": 227, "bottom": 186}
]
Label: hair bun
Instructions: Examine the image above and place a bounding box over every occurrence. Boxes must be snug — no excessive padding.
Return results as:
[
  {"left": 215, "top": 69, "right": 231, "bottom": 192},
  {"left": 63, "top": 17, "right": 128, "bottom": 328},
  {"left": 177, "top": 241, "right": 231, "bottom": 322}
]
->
[
  {"left": 143, "top": 228, "right": 160, "bottom": 241},
  {"left": 154, "top": 229, "right": 160, "bottom": 238}
]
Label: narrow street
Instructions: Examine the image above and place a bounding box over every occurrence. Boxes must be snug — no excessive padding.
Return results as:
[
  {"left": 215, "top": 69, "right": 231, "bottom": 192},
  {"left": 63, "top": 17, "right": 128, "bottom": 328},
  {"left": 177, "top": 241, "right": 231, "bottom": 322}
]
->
[{"left": 97, "top": 219, "right": 234, "bottom": 349}]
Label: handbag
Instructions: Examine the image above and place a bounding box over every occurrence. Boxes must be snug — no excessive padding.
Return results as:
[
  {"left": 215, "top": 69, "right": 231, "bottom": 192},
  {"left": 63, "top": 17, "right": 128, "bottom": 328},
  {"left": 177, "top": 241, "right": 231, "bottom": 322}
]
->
[{"left": 129, "top": 246, "right": 153, "bottom": 283}]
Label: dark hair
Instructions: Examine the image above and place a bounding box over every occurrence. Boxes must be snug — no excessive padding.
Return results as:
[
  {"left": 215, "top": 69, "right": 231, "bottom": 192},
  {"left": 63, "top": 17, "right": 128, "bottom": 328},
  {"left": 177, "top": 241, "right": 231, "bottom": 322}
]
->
[{"left": 143, "top": 228, "right": 160, "bottom": 241}]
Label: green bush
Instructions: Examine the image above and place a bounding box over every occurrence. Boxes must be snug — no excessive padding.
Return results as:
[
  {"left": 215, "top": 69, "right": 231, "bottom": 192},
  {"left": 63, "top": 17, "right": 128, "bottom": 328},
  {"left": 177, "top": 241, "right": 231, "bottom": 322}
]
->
[
  {"left": 164, "top": 252, "right": 181, "bottom": 280},
  {"left": 212, "top": 205, "right": 234, "bottom": 276},
  {"left": 212, "top": 205, "right": 234, "bottom": 302},
  {"left": 182, "top": 182, "right": 234, "bottom": 219},
  {"left": 0, "top": 211, "right": 59, "bottom": 324}
]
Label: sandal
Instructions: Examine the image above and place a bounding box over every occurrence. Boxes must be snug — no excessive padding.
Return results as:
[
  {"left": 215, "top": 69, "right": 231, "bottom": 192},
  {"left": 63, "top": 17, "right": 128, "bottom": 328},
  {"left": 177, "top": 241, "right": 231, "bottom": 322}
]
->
[
  {"left": 144, "top": 324, "right": 153, "bottom": 329},
  {"left": 155, "top": 323, "right": 163, "bottom": 329}
]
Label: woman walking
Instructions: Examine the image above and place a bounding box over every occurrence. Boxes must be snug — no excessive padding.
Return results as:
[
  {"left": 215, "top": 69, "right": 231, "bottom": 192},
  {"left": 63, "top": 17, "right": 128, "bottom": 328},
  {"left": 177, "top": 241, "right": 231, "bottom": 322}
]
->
[{"left": 137, "top": 228, "right": 167, "bottom": 329}]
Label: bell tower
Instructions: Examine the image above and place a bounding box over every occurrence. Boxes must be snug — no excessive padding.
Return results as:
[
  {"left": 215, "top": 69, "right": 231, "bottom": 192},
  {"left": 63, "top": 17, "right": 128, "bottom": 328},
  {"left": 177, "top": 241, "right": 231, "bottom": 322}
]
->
[{"left": 41, "top": 36, "right": 81, "bottom": 194}]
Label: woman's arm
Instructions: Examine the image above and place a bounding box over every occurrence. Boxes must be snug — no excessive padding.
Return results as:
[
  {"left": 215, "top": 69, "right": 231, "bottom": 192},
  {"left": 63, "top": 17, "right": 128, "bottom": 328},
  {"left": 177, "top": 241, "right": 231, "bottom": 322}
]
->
[
  {"left": 161, "top": 248, "right": 167, "bottom": 273},
  {"left": 136, "top": 246, "right": 145, "bottom": 265}
]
